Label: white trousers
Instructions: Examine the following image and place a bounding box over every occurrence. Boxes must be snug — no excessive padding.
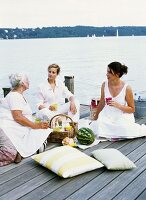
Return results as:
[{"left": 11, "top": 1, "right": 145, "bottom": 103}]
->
[{"left": 36, "top": 99, "right": 80, "bottom": 122}]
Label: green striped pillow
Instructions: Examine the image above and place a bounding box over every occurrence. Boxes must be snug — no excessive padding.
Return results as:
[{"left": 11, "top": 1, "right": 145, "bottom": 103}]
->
[{"left": 32, "top": 146, "right": 103, "bottom": 178}]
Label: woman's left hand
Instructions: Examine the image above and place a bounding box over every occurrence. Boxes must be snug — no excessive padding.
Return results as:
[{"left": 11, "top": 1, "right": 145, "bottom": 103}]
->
[
  {"left": 34, "top": 122, "right": 49, "bottom": 129},
  {"left": 70, "top": 102, "right": 77, "bottom": 114}
]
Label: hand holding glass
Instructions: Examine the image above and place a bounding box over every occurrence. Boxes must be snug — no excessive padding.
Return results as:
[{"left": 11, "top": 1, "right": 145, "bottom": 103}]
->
[{"left": 106, "top": 97, "right": 112, "bottom": 105}]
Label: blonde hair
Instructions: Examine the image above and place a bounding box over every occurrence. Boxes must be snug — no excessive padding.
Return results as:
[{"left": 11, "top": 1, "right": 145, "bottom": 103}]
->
[{"left": 48, "top": 64, "right": 60, "bottom": 75}]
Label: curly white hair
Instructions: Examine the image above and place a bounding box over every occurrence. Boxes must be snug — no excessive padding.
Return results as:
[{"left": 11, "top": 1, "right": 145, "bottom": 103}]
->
[{"left": 9, "top": 73, "right": 28, "bottom": 88}]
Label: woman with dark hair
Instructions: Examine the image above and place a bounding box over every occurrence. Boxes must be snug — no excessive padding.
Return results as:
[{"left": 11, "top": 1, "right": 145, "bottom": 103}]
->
[
  {"left": 90, "top": 61, "right": 146, "bottom": 140},
  {"left": 36, "top": 64, "right": 80, "bottom": 122}
]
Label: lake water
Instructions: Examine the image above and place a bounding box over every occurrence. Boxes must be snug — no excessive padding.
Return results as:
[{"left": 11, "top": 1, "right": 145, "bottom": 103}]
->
[{"left": 0, "top": 36, "right": 146, "bottom": 112}]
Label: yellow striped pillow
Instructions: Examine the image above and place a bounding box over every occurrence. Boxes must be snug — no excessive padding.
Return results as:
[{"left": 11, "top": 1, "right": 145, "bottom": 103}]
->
[{"left": 32, "top": 146, "right": 103, "bottom": 178}]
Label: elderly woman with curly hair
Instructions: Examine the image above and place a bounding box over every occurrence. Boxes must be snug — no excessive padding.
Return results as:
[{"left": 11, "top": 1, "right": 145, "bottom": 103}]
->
[{"left": 0, "top": 73, "right": 52, "bottom": 166}]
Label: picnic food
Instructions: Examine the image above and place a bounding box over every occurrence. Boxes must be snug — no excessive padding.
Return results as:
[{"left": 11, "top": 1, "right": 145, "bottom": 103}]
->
[
  {"left": 53, "top": 126, "right": 62, "bottom": 132},
  {"left": 62, "top": 137, "right": 77, "bottom": 147},
  {"left": 64, "top": 125, "right": 72, "bottom": 131},
  {"left": 77, "top": 127, "right": 95, "bottom": 145},
  {"left": 35, "top": 118, "right": 41, "bottom": 123},
  {"left": 48, "top": 114, "right": 77, "bottom": 143},
  {"left": 51, "top": 103, "right": 58, "bottom": 111}
]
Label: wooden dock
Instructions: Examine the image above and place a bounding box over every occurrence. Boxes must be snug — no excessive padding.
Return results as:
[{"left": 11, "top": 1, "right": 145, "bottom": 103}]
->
[{"left": 1, "top": 105, "right": 146, "bottom": 200}]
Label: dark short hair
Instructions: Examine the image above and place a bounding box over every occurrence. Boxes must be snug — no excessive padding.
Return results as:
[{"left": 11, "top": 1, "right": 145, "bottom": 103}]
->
[
  {"left": 48, "top": 64, "right": 60, "bottom": 75},
  {"left": 108, "top": 61, "right": 128, "bottom": 77}
]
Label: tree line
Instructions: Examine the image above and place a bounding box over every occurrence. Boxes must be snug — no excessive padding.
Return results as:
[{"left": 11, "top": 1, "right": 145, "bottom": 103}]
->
[{"left": 0, "top": 26, "right": 146, "bottom": 39}]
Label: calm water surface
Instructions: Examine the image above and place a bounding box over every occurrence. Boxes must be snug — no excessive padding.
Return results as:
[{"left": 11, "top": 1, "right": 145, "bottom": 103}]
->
[{"left": 0, "top": 36, "right": 146, "bottom": 111}]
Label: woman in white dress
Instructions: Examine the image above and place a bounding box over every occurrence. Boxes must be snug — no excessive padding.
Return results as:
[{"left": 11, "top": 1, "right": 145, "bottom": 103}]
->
[
  {"left": 36, "top": 64, "right": 80, "bottom": 122},
  {"left": 0, "top": 73, "right": 52, "bottom": 166},
  {"left": 90, "top": 61, "right": 146, "bottom": 140}
]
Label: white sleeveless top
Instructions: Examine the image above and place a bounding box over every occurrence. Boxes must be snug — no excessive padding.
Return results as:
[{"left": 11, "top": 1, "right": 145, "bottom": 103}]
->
[
  {"left": 102, "top": 81, "right": 133, "bottom": 121},
  {"left": 89, "top": 81, "right": 146, "bottom": 139},
  {"left": 104, "top": 81, "right": 127, "bottom": 106}
]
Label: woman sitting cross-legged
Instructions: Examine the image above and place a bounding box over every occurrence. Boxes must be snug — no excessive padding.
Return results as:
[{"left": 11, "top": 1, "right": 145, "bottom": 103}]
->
[
  {"left": 0, "top": 73, "right": 52, "bottom": 166},
  {"left": 90, "top": 61, "right": 146, "bottom": 140},
  {"left": 36, "top": 64, "right": 80, "bottom": 122}
]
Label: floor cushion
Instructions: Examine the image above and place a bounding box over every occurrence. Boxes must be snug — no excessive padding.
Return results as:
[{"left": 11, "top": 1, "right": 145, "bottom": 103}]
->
[{"left": 32, "top": 146, "right": 104, "bottom": 178}]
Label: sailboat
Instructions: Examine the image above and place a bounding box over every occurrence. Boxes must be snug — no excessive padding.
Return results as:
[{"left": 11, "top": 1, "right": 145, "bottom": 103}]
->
[
  {"left": 92, "top": 34, "right": 96, "bottom": 38},
  {"left": 116, "top": 29, "right": 119, "bottom": 37}
]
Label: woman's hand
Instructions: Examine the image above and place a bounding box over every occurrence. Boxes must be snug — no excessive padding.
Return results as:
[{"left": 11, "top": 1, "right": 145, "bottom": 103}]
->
[
  {"left": 70, "top": 101, "right": 77, "bottom": 114},
  {"left": 11, "top": 110, "right": 50, "bottom": 129},
  {"left": 33, "top": 122, "right": 49, "bottom": 129},
  {"left": 108, "top": 100, "right": 119, "bottom": 108},
  {"left": 108, "top": 100, "right": 121, "bottom": 109}
]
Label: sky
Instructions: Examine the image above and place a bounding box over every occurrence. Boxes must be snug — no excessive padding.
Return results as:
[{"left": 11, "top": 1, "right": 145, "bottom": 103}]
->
[{"left": 0, "top": 0, "right": 146, "bottom": 28}]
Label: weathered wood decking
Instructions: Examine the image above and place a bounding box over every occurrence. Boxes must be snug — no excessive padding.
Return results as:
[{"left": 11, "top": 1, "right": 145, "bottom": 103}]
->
[{"left": 1, "top": 105, "right": 146, "bottom": 200}]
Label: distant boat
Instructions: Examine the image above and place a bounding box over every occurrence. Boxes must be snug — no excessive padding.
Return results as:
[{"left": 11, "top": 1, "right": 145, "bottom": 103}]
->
[
  {"left": 116, "top": 29, "right": 119, "bottom": 37},
  {"left": 92, "top": 34, "right": 96, "bottom": 38}
]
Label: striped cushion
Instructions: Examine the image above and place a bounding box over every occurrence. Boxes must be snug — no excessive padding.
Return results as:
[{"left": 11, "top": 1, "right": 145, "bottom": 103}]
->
[{"left": 32, "top": 146, "right": 103, "bottom": 178}]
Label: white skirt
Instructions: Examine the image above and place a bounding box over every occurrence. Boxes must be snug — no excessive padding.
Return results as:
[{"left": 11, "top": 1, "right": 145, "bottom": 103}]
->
[{"left": 0, "top": 119, "right": 52, "bottom": 157}]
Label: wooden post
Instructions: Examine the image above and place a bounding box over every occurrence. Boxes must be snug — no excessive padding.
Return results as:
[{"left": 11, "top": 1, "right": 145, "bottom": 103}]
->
[
  {"left": 64, "top": 76, "right": 74, "bottom": 94},
  {"left": 64, "top": 76, "right": 74, "bottom": 102},
  {"left": 2, "top": 87, "right": 11, "bottom": 97}
]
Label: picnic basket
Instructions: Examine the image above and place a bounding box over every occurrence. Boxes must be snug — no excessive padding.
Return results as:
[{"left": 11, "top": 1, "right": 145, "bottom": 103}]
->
[{"left": 47, "top": 114, "right": 78, "bottom": 143}]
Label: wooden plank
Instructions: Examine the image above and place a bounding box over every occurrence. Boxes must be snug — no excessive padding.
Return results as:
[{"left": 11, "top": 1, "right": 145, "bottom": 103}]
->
[
  {"left": 135, "top": 116, "right": 146, "bottom": 125},
  {"left": 0, "top": 142, "right": 108, "bottom": 199},
  {"left": 42, "top": 169, "right": 105, "bottom": 200},
  {"left": 118, "top": 137, "right": 146, "bottom": 156},
  {"left": 0, "top": 171, "right": 56, "bottom": 200},
  {"left": 0, "top": 166, "right": 46, "bottom": 196},
  {"left": 0, "top": 104, "right": 146, "bottom": 200},
  {"left": 80, "top": 104, "right": 90, "bottom": 118},
  {"left": 38, "top": 139, "right": 145, "bottom": 200},
  {"left": 63, "top": 139, "right": 146, "bottom": 200},
  {"left": 17, "top": 140, "right": 137, "bottom": 199},
  {"left": 136, "top": 189, "right": 146, "bottom": 200},
  {"left": 89, "top": 149, "right": 146, "bottom": 199},
  {"left": 112, "top": 169, "right": 146, "bottom": 200},
  {"left": 0, "top": 160, "right": 38, "bottom": 184},
  {"left": 0, "top": 141, "right": 124, "bottom": 199},
  {"left": 66, "top": 171, "right": 122, "bottom": 200},
  {"left": 0, "top": 143, "right": 59, "bottom": 175},
  {"left": 0, "top": 157, "right": 32, "bottom": 175},
  {"left": 1, "top": 139, "right": 144, "bottom": 200}
]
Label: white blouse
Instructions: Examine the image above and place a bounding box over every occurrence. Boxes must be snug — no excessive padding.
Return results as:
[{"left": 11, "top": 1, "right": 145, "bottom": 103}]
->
[
  {"left": 0, "top": 92, "right": 51, "bottom": 157},
  {"left": 36, "top": 79, "right": 73, "bottom": 108}
]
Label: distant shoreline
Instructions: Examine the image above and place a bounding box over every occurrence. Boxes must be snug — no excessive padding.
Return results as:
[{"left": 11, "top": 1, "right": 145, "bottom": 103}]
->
[{"left": 1, "top": 25, "right": 146, "bottom": 40}]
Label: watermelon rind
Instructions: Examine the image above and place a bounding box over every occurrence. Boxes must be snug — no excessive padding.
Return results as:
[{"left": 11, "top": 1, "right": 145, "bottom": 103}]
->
[{"left": 77, "top": 127, "right": 95, "bottom": 145}]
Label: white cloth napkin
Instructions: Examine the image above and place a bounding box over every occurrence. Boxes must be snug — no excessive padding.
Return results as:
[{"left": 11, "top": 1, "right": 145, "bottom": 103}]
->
[{"left": 76, "top": 138, "right": 100, "bottom": 150}]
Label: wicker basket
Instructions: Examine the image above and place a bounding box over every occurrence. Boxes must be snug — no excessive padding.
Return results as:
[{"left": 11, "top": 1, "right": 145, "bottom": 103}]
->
[{"left": 48, "top": 114, "right": 78, "bottom": 143}]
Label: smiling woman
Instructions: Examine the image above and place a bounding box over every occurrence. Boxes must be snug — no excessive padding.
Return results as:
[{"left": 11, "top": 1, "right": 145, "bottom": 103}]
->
[{"left": 90, "top": 61, "right": 146, "bottom": 140}]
